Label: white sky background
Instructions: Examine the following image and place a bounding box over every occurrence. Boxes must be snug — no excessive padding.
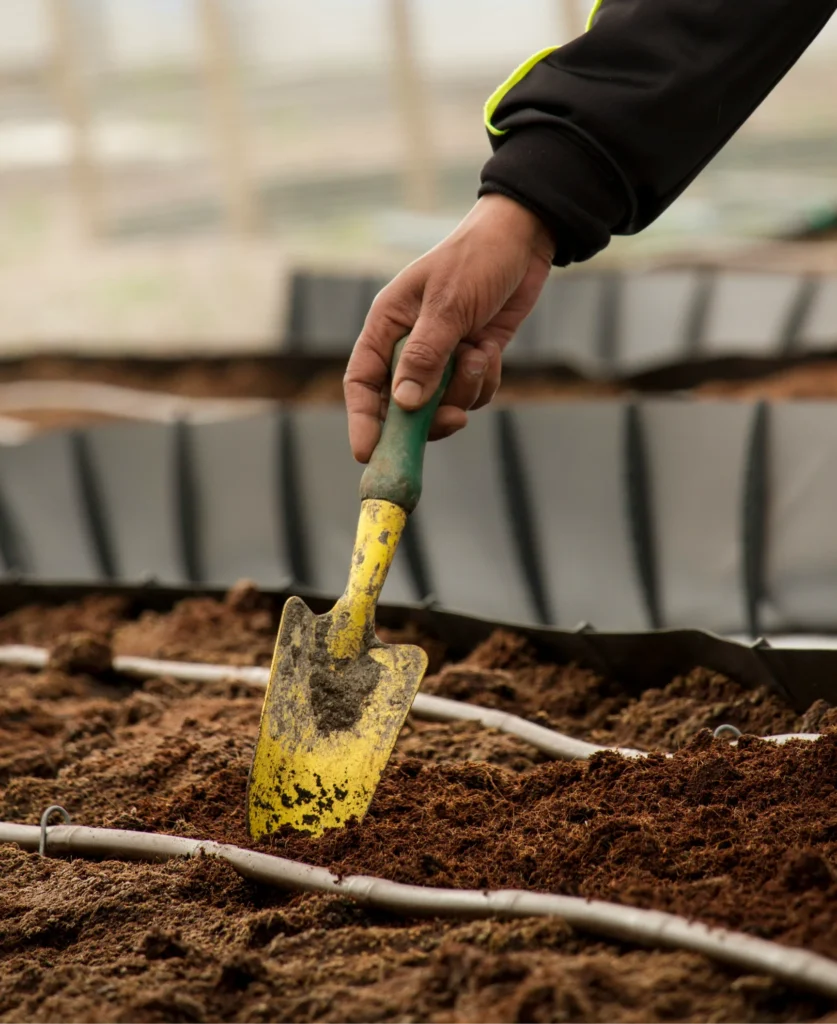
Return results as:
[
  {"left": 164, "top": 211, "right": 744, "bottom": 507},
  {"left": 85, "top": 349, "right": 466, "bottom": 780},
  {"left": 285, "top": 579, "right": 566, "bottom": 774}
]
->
[
  {"left": 242, "top": 0, "right": 559, "bottom": 75},
  {"left": 0, "top": 0, "right": 556, "bottom": 73},
  {"left": 102, "top": 0, "right": 561, "bottom": 76},
  {"left": 0, "top": 0, "right": 834, "bottom": 94},
  {"left": 11, "top": 0, "right": 834, "bottom": 77},
  {"left": 0, "top": 0, "right": 48, "bottom": 66}
]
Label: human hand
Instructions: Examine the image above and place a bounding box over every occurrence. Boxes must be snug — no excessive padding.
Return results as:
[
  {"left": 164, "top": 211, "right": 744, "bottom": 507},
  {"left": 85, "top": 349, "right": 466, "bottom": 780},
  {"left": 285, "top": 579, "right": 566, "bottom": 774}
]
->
[{"left": 344, "top": 193, "right": 555, "bottom": 462}]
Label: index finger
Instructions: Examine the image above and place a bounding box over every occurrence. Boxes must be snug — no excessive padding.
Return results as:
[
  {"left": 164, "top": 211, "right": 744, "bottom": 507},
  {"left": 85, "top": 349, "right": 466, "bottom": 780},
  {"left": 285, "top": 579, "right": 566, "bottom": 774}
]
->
[{"left": 344, "top": 276, "right": 421, "bottom": 463}]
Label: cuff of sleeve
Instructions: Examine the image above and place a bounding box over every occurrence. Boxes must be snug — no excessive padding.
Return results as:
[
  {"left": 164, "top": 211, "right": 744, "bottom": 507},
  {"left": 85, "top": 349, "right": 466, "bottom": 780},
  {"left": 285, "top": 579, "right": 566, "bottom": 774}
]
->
[{"left": 478, "top": 125, "right": 631, "bottom": 266}]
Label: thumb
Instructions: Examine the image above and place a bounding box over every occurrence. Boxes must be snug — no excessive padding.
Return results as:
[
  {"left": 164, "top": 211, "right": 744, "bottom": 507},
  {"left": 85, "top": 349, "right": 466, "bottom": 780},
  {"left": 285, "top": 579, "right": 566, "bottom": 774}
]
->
[{"left": 391, "top": 300, "right": 463, "bottom": 411}]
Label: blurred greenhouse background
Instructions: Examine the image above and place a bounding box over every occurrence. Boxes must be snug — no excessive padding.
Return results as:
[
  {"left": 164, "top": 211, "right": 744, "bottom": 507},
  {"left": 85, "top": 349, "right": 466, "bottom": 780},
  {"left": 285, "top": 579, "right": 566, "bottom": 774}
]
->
[{"left": 0, "top": 0, "right": 836, "bottom": 353}]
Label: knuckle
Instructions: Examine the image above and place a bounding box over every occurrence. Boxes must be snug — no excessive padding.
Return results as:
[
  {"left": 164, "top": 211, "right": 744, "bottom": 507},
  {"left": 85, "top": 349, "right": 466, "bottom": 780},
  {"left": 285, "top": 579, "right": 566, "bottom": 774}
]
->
[
  {"left": 402, "top": 339, "right": 442, "bottom": 376},
  {"left": 370, "top": 280, "right": 419, "bottom": 327},
  {"left": 425, "top": 286, "right": 462, "bottom": 323},
  {"left": 342, "top": 358, "right": 363, "bottom": 391},
  {"left": 368, "top": 288, "right": 395, "bottom": 319},
  {"left": 343, "top": 362, "right": 380, "bottom": 404}
]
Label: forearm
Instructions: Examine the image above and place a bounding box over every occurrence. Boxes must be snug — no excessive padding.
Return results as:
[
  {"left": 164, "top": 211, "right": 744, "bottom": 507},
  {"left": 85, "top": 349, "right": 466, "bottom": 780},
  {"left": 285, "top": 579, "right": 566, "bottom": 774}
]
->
[{"left": 479, "top": 0, "right": 837, "bottom": 265}]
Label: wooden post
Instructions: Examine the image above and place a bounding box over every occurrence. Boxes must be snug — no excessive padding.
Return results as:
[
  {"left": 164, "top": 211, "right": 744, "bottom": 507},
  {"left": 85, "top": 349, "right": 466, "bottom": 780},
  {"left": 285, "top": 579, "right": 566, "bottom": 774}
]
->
[
  {"left": 196, "top": 0, "right": 259, "bottom": 234},
  {"left": 46, "top": 0, "right": 103, "bottom": 238},
  {"left": 387, "top": 0, "right": 437, "bottom": 214}
]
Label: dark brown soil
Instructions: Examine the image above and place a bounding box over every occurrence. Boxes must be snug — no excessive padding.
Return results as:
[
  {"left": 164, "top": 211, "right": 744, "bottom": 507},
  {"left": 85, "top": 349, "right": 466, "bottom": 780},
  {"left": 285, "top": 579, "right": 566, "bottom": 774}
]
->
[
  {"left": 0, "top": 357, "right": 625, "bottom": 437},
  {"left": 2, "top": 589, "right": 837, "bottom": 1022},
  {"left": 0, "top": 357, "right": 307, "bottom": 402},
  {"left": 695, "top": 360, "right": 837, "bottom": 399},
  {"left": 0, "top": 355, "right": 618, "bottom": 408},
  {"left": 11, "top": 353, "right": 837, "bottom": 438},
  {"left": 1, "top": 353, "right": 836, "bottom": 398}
]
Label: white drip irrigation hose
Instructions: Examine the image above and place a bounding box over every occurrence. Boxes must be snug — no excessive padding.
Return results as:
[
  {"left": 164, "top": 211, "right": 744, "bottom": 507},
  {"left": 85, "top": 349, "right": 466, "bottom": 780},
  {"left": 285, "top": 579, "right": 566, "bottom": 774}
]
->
[
  {"left": 410, "top": 690, "right": 647, "bottom": 759},
  {"left": 0, "top": 644, "right": 820, "bottom": 759},
  {"left": 2, "top": 821, "right": 837, "bottom": 1000},
  {"left": 764, "top": 732, "right": 822, "bottom": 744},
  {"left": 0, "top": 645, "right": 635, "bottom": 760}
]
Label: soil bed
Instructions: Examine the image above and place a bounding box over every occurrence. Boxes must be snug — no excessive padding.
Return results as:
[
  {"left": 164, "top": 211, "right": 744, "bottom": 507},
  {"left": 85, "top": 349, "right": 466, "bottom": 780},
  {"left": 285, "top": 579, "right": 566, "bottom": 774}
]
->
[
  {"left": 2, "top": 588, "right": 837, "bottom": 1022},
  {"left": 5, "top": 353, "right": 837, "bottom": 436}
]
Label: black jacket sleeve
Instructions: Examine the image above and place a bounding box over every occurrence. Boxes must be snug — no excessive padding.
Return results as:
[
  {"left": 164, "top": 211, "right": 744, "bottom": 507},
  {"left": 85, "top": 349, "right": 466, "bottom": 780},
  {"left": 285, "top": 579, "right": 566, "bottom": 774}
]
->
[{"left": 478, "top": 0, "right": 837, "bottom": 265}]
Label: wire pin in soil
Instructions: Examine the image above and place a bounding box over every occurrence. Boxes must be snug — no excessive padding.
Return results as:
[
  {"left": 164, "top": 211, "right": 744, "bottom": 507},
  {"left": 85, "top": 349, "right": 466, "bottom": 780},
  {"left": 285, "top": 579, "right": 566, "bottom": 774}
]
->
[
  {"left": 39, "top": 805, "right": 71, "bottom": 856},
  {"left": 713, "top": 724, "right": 742, "bottom": 741}
]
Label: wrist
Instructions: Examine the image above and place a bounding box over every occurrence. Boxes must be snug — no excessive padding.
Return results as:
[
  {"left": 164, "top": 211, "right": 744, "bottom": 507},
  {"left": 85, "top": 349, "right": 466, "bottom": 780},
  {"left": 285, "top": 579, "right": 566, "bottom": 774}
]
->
[
  {"left": 479, "top": 125, "right": 630, "bottom": 266},
  {"left": 476, "top": 192, "right": 556, "bottom": 262}
]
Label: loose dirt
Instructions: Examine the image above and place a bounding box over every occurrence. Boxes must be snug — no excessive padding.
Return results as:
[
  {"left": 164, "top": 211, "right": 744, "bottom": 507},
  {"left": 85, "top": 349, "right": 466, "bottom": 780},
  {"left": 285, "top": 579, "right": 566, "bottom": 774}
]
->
[{"left": 2, "top": 588, "right": 837, "bottom": 1022}]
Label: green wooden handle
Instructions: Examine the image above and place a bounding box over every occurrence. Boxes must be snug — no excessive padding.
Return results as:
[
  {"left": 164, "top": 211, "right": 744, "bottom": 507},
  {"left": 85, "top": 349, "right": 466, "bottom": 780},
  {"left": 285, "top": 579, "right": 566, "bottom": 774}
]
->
[{"left": 359, "top": 338, "right": 454, "bottom": 513}]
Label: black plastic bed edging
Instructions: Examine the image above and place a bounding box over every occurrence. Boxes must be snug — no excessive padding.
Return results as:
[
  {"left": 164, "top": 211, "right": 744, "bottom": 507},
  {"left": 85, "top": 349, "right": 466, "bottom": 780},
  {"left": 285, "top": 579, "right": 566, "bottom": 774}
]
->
[
  {"left": 9, "top": 400, "right": 837, "bottom": 637},
  {"left": 1, "top": 577, "right": 835, "bottom": 714},
  {"left": 285, "top": 266, "right": 837, "bottom": 374}
]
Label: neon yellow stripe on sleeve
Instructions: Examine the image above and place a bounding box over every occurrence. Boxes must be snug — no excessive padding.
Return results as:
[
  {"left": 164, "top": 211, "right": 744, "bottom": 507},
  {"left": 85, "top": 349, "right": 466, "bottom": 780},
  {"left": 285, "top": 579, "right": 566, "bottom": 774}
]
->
[
  {"left": 483, "top": 46, "right": 559, "bottom": 136},
  {"left": 483, "top": 3, "right": 603, "bottom": 137},
  {"left": 585, "top": 0, "right": 604, "bottom": 31}
]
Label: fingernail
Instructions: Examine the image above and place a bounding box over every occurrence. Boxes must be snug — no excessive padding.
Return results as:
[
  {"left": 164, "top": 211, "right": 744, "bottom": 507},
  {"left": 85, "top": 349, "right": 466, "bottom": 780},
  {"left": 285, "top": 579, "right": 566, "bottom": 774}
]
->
[
  {"left": 393, "top": 380, "right": 423, "bottom": 408},
  {"left": 463, "top": 352, "right": 488, "bottom": 378}
]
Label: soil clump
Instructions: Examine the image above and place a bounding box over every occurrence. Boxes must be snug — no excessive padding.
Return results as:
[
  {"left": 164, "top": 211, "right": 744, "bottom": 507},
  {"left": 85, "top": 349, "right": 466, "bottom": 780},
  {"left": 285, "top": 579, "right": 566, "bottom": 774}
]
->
[{"left": 2, "top": 590, "right": 837, "bottom": 1022}]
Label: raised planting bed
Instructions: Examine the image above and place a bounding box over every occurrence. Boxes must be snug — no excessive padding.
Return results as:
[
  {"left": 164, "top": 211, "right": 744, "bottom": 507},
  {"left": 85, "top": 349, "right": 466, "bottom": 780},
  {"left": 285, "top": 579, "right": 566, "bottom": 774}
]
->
[
  {"left": 6, "top": 351, "right": 837, "bottom": 443},
  {"left": 3, "top": 584, "right": 837, "bottom": 1022},
  {"left": 8, "top": 350, "right": 837, "bottom": 402}
]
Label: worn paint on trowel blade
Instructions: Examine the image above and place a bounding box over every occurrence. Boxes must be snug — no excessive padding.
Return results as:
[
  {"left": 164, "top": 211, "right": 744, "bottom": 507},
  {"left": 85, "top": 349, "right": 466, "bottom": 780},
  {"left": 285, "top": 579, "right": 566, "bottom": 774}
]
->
[{"left": 247, "top": 596, "right": 427, "bottom": 839}]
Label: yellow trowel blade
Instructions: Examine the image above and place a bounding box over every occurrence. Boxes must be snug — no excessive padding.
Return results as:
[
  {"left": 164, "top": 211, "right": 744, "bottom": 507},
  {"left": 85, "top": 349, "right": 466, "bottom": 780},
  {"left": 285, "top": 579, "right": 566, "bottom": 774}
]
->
[
  {"left": 247, "top": 596, "right": 426, "bottom": 838},
  {"left": 247, "top": 498, "right": 427, "bottom": 839}
]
